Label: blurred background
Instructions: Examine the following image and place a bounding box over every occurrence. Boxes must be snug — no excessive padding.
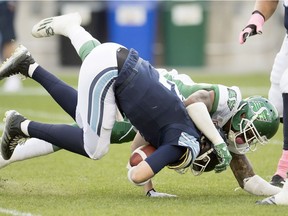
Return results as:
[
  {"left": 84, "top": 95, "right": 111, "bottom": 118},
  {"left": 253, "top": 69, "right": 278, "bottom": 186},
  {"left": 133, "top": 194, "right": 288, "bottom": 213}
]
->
[{"left": 5, "top": 0, "right": 286, "bottom": 74}]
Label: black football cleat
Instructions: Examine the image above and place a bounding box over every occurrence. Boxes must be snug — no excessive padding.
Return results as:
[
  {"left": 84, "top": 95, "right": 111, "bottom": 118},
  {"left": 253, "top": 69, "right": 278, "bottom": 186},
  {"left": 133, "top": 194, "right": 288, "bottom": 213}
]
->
[
  {"left": 270, "top": 174, "right": 286, "bottom": 188},
  {"left": 0, "top": 110, "right": 29, "bottom": 160},
  {"left": 0, "top": 45, "right": 35, "bottom": 80}
]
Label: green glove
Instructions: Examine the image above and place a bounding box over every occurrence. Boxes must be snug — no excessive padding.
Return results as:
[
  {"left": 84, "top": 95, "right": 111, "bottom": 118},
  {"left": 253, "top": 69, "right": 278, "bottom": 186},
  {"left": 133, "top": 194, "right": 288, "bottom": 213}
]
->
[{"left": 214, "top": 143, "right": 232, "bottom": 173}]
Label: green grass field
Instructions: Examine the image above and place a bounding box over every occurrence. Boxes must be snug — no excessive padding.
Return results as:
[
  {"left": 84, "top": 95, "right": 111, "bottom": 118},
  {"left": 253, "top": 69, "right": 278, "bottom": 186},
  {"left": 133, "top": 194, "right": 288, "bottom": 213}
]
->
[{"left": 0, "top": 72, "right": 287, "bottom": 216}]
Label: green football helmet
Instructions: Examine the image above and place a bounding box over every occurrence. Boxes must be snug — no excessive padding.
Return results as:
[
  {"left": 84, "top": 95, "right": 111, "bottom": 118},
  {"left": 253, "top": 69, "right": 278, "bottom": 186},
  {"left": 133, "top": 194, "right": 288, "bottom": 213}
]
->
[{"left": 228, "top": 96, "right": 280, "bottom": 154}]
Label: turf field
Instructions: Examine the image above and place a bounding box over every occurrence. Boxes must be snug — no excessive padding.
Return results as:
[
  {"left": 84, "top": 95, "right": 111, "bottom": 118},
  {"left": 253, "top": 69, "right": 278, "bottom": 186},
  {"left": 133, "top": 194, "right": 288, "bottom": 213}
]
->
[{"left": 0, "top": 72, "right": 287, "bottom": 216}]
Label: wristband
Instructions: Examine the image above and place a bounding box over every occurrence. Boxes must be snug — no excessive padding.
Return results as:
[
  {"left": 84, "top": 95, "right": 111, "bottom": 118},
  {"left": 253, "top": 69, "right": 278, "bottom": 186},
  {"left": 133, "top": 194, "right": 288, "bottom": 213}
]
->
[{"left": 252, "top": 10, "right": 266, "bottom": 21}]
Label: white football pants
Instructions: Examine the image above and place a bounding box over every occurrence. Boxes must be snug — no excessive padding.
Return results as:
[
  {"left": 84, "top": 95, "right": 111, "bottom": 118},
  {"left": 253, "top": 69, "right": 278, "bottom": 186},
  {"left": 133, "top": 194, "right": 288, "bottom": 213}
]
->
[
  {"left": 268, "top": 34, "right": 288, "bottom": 117},
  {"left": 75, "top": 42, "right": 124, "bottom": 159}
]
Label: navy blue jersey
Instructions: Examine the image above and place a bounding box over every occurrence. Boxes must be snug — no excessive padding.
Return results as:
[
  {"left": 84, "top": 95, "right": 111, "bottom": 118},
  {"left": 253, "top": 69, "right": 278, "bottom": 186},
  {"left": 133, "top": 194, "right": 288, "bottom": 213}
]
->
[{"left": 115, "top": 49, "right": 201, "bottom": 149}]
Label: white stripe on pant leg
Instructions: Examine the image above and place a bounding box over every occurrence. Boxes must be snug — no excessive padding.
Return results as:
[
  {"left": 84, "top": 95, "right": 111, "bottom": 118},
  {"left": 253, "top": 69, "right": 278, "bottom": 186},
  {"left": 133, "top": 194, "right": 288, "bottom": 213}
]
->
[{"left": 84, "top": 72, "right": 117, "bottom": 159}]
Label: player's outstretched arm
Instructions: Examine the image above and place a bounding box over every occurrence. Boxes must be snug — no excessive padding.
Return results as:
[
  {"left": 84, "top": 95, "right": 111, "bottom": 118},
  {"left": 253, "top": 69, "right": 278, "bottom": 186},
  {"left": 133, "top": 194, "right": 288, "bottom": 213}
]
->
[
  {"left": 230, "top": 152, "right": 281, "bottom": 196},
  {"left": 186, "top": 102, "right": 232, "bottom": 172},
  {"left": 230, "top": 152, "right": 255, "bottom": 188}
]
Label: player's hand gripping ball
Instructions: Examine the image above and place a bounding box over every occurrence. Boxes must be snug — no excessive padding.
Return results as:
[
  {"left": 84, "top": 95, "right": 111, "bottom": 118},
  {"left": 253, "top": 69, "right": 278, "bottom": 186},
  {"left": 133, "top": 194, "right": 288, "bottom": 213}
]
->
[{"left": 129, "top": 144, "right": 156, "bottom": 167}]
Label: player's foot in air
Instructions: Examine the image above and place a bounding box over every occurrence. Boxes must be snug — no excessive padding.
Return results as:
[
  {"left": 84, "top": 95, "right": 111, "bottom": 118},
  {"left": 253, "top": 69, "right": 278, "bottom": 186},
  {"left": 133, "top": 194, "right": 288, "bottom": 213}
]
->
[
  {"left": 270, "top": 174, "right": 286, "bottom": 188},
  {"left": 0, "top": 110, "right": 29, "bottom": 160},
  {"left": 0, "top": 45, "right": 35, "bottom": 80},
  {"left": 32, "top": 12, "right": 82, "bottom": 38}
]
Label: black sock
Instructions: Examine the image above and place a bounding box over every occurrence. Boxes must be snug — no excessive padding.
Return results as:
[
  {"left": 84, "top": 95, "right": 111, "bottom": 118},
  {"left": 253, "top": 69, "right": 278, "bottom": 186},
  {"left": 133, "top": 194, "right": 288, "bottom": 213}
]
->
[
  {"left": 28, "top": 121, "right": 88, "bottom": 157},
  {"left": 32, "top": 66, "right": 77, "bottom": 119}
]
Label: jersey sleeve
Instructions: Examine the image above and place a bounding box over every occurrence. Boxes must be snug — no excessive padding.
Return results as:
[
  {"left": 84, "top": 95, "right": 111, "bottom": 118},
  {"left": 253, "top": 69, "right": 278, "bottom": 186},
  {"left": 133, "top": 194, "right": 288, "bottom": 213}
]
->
[{"left": 211, "top": 85, "right": 242, "bottom": 127}]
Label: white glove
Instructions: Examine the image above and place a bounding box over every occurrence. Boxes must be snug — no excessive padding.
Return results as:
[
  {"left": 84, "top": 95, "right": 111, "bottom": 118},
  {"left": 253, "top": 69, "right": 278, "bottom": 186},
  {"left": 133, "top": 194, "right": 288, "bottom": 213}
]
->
[
  {"left": 146, "top": 189, "right": 177, "bottom": 198},
  {"left": 243, "top": 175, "right": 281, "bottom": 196}
]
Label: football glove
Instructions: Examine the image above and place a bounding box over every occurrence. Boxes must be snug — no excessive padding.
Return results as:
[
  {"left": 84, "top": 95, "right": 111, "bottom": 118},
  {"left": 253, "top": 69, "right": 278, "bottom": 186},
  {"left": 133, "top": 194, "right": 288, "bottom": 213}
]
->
[
  {"left": 214, "top": 142, "right": 232, "bottom": 173},
  {"left": 146, "top": 188, "right": 177, "bottom": 198},
  {"left": 239, "top": 10, "right": 265, "bottom": 44}
]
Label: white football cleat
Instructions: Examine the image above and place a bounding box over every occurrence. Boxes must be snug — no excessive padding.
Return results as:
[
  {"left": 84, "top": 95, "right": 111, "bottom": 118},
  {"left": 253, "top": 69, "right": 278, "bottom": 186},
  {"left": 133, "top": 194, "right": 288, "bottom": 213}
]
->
[
  {"left": 256, "top": 181, "right": 288, "bottom": 205},
  {"left": 31, "top": 12, "right": 82, "bottom": 38}
]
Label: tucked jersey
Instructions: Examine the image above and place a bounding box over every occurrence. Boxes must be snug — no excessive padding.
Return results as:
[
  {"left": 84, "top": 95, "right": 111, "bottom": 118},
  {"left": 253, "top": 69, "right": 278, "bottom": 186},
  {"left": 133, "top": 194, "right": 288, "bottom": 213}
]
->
[{"left": 157, "top": 69, "right": 242, "bottom": 128}]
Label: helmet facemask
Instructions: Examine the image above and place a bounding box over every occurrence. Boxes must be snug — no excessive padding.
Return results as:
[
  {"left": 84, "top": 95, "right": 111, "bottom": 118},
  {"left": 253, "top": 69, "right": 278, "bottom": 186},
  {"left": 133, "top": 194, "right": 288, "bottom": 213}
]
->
[
  {"left": 191, "top": 148, "right": 214, "bottom": 176},
  {"left": 191, "top": 128, "right": 223, "bottom": 175},
  {"left": 228, "top": 96, "right": 279, "bottom": 154},
  {"left": 227, "top": 118, "right": 268, "bottom": 154}
]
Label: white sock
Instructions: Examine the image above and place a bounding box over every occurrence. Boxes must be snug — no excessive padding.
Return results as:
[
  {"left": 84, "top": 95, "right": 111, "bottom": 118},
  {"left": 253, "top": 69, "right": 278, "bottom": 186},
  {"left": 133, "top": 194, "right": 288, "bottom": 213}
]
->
[
  {"left": 28, "top": 62, "right": 39, "bottom": 78},
  {"left": 67, "top": 25, "right": 98, "bottom": 54},
  {"left": 0, "top": 138, "right": 56, "bottom": 169},
  {"left": 20, "top": 119, "right": 31, "bottom": 136}
]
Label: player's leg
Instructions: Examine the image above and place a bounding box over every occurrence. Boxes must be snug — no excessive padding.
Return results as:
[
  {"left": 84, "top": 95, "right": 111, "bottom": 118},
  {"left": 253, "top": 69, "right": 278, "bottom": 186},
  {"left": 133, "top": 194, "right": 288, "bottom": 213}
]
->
[
  {"left": 0, "top": 122, "right": 80, "bottom": 169},
  {"left": 0, "top": 109, "right": 88, "bottom": 160},
  {"left": 0, "top": 46, "right": 83, "bottom": 160},
  {"left": 269, "top": 34, "right": 288, "bottom": 187},
  {"left": 0, "top": 43, "right": 121, "bottom": 161},
  {"left": 32, "top": 13, "right": 137, "bottom": 144},
  {"left": 0, "top": 138, "right": 60, "bottom": 169},
  {"left": 31, "top": 12, "right": 100, "bottom": 62},
  {"left": 75, "top": 42, "right": 123, "bottom": 159},
  {"left": 0, "top": 45, "right": 77, "bottom": 119},
  {"left": 0, "top": 120, "right": 135, "bottom": 170}
]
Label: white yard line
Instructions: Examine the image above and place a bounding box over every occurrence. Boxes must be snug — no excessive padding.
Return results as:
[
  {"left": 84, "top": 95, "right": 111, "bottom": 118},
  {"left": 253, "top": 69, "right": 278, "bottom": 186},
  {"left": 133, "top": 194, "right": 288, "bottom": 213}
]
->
[{"left": 0, "top": 207, "right": 40, "bottom": 216}]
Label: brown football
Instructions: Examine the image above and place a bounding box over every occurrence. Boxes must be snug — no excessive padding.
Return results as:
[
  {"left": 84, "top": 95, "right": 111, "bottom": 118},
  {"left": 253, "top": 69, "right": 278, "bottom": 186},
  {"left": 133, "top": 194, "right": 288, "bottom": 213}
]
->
[{"left": 129, "top": 144, "right": 156, "bottom": 167}]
